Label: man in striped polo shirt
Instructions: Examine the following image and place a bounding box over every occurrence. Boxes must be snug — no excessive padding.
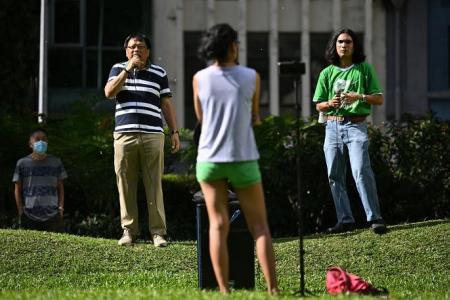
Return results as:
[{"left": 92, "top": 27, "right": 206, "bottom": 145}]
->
[{"left": 104, "top": 33, "right": 180, "bottom": 247}]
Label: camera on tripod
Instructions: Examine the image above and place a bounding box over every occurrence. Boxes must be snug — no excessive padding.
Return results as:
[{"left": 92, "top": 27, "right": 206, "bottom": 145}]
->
[{"left": 278, "top": 60, "right": 305, "bottom": 77}]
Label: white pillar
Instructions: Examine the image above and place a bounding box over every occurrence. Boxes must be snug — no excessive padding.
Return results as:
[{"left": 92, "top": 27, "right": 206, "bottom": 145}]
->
[
  {"left": 269, "top": 0, "right": 279, "bottom": 116},
  {"left": 176, "top": 0, "right": 185, "bottom": 127},
  {"left": 364, "top": 0, "right": 373, "bottom": 64},
  {"left": 390, "top": 0, "right": 405, "bottom": 121},
  {"left": 96, "top": 0, "right": 104, "bottom": 89},
  {"left": 333, "top": 0, "right": 342, "bottom": 30},
  {"left": 364, "top": 0, "right": 374, "bottom": 123},
  {"left": 207, "top": 0, "right": 215, "bottom": 29},
  {"left": 38, "top": 0, "right": 48, "bottom": 123},
  {"left": 394, "top": 7, "right": 402, "bottom": 121},
  {"left": 238, "top": 0, "right": 247, "bottom": 66},
  {"left": 301, "top": 0, "right": 311, "bottom": 118}
]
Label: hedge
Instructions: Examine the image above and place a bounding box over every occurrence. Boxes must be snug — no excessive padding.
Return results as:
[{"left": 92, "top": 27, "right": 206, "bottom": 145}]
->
[{"left": 0, "top": 99, "right": 449, "bottom": 239}]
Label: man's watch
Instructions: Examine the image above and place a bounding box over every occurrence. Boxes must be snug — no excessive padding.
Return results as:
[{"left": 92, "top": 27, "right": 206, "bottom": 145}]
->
[
  {"left": 362, "top": 94, "right": 367, "bottom": 102},
  {"left": 171, "top": 130, "right": 179, "bottom": 135}
]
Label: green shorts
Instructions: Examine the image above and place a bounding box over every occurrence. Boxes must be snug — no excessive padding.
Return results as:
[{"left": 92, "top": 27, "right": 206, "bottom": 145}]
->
[{"left": 196, "top": 160, "right": 262, "bottom": 188}]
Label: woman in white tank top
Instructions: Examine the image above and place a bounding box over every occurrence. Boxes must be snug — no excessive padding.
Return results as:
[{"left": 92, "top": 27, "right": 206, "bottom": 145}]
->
[{"left": 193, "top": 23, "right": 279, "bottom": 296}]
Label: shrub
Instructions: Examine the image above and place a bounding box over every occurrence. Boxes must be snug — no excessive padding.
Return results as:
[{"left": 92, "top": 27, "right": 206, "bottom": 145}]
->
[
  {"left": 370, "top": 116, "right": 450, "bottom": 221},
  {"left": 0, "top": 97, "right": 199, "bottom": 240},
  {"left": 253, "top": 116, "right": 333, "bottom": 236},
  {"left": 255, "top": 115, "right": 450, "bottom": 235},
  {"left": 1, "top": 102, "right": 448, "bottom": 238},
  {"left": 0, "top": 112, "right": 37, "bottom": 218}
]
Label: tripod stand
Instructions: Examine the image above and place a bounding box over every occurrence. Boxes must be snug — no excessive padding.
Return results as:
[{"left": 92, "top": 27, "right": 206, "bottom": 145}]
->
[{"left": 278, "top": 61, "right": 306, "bottom": 296}]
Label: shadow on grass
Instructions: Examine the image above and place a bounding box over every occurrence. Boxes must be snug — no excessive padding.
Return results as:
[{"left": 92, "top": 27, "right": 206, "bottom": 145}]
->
[
  {"left": 273, "top": 219, "right": 450, "bottom": 244},
  {"left": 385, "top": 219, "right": 449, "bottom": 232},
  {"left": 131, "top": 240, "right": 196, "bottom": 247},
  {"left": 273, "top": 228, "right": 365, "bottom": 244}
]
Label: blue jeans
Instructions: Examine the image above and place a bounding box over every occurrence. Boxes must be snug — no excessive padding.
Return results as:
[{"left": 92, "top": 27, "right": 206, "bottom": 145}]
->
[{"left": 324, "top": 120, "right": 382, "bottom": 223}]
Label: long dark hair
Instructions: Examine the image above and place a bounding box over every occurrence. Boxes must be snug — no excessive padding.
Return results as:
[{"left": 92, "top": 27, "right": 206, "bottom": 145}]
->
[
  {"left": 325, "top": 28, "right": 366, "bottom": 66},
  {"left": 198, "top": 23, "right": 238, "bottom": 63}
]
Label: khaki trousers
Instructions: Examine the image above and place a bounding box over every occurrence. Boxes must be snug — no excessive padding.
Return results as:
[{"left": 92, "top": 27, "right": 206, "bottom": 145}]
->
[{"left": 114, "top": 132, "right": 166, "bottom": 236}]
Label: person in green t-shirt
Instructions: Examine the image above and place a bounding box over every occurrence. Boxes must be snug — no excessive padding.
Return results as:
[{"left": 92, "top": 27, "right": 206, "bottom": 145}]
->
[{"left": 313, "top": 28, "right": 387, "bottom": 235}]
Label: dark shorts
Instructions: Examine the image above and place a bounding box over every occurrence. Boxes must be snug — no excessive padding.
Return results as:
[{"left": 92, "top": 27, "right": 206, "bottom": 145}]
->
[{"left": 20, "top": 213, "right": 64, "bottom": 233}]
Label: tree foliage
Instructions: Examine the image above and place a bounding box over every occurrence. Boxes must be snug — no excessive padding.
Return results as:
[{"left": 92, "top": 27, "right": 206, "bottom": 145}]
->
[{"left": 0, "top": 101, "right": 449, "bottom": 238}]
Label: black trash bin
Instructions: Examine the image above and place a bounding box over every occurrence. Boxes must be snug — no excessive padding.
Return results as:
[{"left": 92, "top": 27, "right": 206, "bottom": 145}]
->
[{"left": 193, "top": 190, "right": 255, "bottom": 290}]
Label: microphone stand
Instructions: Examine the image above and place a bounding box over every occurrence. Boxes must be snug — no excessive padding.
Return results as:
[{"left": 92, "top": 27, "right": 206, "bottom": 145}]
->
[
  {"left": 278, "top": 61, "right": 308, "bottom": 297},
  {"left": 293, "top": 76, "right": 306, "bottom": 297}
]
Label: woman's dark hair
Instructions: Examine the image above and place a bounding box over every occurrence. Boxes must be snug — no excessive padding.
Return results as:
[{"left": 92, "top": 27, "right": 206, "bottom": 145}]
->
[
  {"left": 325, "top": 28, "right": 366, "bottom": 66},
  {"left": 198, "top": 23, "right": 238, "bottom": 63},
  {"left": 123, "top": 33, "right": 151, "bottom": 50}
]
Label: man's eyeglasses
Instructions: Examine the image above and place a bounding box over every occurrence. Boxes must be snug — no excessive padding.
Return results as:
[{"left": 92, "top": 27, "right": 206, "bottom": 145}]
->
[{"left": 127, "top": 45, "right": 147, "bottom": 50}]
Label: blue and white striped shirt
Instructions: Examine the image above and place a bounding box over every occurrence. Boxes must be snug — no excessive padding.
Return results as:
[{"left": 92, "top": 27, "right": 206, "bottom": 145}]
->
[{"left": 107, "top": 62, "right": 172, "bottom": 134}]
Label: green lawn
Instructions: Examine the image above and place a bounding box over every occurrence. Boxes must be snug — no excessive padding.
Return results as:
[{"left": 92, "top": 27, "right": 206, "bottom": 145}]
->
[{"left": 0, "top": 220, "right": 449, "bottom": 299}]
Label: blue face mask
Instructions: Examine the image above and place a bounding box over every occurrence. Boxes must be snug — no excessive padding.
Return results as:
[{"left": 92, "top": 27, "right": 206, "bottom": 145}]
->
[{"left": 33, "top": 141, "right": 48, "bottom": 154}]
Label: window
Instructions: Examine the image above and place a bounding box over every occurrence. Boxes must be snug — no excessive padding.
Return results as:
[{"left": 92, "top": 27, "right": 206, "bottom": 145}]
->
[
  {"left": 184, "top": 32, "right": 206, "bottom": 129},
  {"left": 48, "top": 49, "right": 82, "bottom": 87},
  {"left": 428, "top": 1, "right": 450, "bottom": 90},
  {"left": 310, "top": 33, "right": 331, "bottom": 95},
  {"left": 53, "top": 0, "right": 80, "bottom": 44},
  {"left": 278, "top": 33, "right": 301, "bottom": 115},
  {"left": 49, "top": 0, "right": 151, "bottom": 90},
  {"left": 101, "top": 0, "right": 147, "bottom": 47}
]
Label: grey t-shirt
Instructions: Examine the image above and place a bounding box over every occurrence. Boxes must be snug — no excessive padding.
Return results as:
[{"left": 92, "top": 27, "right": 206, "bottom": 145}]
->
[
  {"left": 12, "top": 155, "right": 68, "bottom": 221},
  {"left": 195, "top": 65, "right": 260, "bottom": 162}
]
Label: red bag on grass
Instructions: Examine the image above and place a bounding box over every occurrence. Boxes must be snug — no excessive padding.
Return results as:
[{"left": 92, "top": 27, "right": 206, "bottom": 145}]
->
[{"left": 326, "top": 266, "right": 388, "bottom": 296}]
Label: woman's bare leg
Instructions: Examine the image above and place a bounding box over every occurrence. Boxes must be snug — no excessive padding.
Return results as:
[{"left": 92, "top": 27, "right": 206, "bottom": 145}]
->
[
  {"left": 236, "top": 183, "right": 279, "bottom": 295},
  {"left": 199, "top": 180, "right": 230, "bottom": 294}
]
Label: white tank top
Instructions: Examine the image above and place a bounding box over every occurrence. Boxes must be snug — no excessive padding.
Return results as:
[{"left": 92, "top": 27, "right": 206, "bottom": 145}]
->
[{"left": 195, "top": 65, "right": 260, "bottom": 162}]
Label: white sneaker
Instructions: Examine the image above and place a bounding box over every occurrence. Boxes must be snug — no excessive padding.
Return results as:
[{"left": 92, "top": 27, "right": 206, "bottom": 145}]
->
[
  {"left": 118, "top": 229, "right": 134, "bottom": 246},
  {"left": 153, "top": 234, "right": 167, "bottom": 247}
]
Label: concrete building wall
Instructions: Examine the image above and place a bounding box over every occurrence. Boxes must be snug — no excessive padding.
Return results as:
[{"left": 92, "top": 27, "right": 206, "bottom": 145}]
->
[
  {"left": 153, "top": 0, "right": 388, "bottom": 127},
  {"left": 341, "top": 0, "right": 364, "bottom": 31},
  {"left": 152, "top": 0, "right": 178, "bottom": 85},
  {"left": 247, "top": 0, "right": 270, "bottom": 31},
  {"left": 215, "top": 0, "right": 240, "bottom": 25},
  {"left": 279, "top": 0, "right": 302, "bottom": 32},
  {"left": 152, "top": 0, "right": 184, "bottom": 126},
  {"left": 372, "top": 0, "right": 387, "bottom": 124},
  {"left": 183, "top": 0, "right": 206, "bottom": 30},
  {"left": 42, "top": 0, "right": 450, "bottom": 123},
  {"left": 310, "top": 0, "right": 333, "bottom": 31}
]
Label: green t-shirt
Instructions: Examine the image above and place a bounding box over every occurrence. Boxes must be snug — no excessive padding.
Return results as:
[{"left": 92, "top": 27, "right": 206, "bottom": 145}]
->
[{"left": 313, "top": 62, "right": 382, "bottom": 116}]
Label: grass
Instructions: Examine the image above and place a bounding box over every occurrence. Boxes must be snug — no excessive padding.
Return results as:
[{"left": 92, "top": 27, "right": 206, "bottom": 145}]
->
[{"left": 0, "top": 220, "right": 449, "bottom": 299}]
